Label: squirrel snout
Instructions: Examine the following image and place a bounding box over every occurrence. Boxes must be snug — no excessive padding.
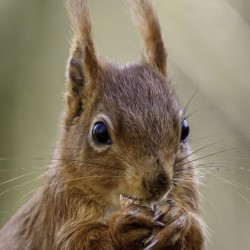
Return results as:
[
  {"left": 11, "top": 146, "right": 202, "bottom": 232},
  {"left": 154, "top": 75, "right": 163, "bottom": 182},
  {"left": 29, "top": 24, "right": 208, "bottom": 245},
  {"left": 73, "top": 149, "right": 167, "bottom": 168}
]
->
[{"left": 143, "top": 173, "right": 171, "bottom": 199}]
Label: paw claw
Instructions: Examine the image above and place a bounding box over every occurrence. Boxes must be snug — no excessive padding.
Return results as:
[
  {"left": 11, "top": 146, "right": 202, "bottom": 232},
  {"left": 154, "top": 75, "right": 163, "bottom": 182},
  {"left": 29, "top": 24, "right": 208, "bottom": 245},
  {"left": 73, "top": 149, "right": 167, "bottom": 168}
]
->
[
  {"left": 144, "top": 238, "right": 159, "bottom": 250},
  {"left": 144, "top": 234, "right": 155, "bottom": 245},
  {"left": 153, "top": 211, "right": 164, "bottom": 221},
  {"left": 152, "top": 220, "right": 165, "bottom": 227}
]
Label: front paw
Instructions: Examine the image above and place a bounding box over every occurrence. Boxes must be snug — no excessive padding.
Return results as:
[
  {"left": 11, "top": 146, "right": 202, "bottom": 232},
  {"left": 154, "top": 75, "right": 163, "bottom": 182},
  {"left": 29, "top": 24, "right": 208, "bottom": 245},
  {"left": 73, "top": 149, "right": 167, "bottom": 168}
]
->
[
  {"left": 144, "top": 200, "right": 191, "bottom": 250},
  {"left": 109, "top": 204, "right": 165, "bottom": 250}
]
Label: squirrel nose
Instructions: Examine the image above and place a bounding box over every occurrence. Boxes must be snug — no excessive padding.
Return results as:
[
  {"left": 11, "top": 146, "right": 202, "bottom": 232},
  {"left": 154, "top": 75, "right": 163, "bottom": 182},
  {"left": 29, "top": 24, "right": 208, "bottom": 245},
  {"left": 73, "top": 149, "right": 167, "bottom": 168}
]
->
[
  {"left": 143, "top": 173, "right": 170, "bottom": 197},
  {"left": 158, "top": 173, "right": 168, "bottom": 185}
]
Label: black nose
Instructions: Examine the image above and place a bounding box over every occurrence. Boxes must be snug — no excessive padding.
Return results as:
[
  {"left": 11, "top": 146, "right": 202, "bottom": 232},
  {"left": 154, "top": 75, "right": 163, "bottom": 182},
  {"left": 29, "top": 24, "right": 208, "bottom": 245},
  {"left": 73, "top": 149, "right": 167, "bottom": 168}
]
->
[
  {"left": 158, "top": 173, "right": 168, "bottom": 185},
  {"left": 143, "top": 173, "right": 170, "bottom": 198}
]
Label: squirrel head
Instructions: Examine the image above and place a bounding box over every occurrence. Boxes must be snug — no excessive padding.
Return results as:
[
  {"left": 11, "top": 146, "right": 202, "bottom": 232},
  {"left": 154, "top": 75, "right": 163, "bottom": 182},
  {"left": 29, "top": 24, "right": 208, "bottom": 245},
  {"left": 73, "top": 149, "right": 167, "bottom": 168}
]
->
[{"left": 60, "top": 0, "right": 187, "bottom": 208}]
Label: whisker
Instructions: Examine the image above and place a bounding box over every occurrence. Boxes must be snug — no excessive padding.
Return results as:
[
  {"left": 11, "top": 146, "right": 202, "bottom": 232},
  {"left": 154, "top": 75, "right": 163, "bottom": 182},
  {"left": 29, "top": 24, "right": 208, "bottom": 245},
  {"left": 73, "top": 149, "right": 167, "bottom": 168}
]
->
[
  {"left": 176, "top": 140, "right": 225, "bottom": 164},
  {"left": 205, "top": 169, "right": 250, "bottom": 193},
  {"left": 190, "top": 132, "right": 250, "bottom": 144},
  {"left": 174, "top": 162, "right": 216, "bottom": 176},
  {"left": 0, "top": 158, "right": 124, "bottom": 198},
  {"left": 167, "top": 191, "right": 178, "bottom": 200},
  {"left": 176, "top": 147, "right": 243, "bottom": 168},
  {"left": 175, "top": 163, "right": 250, "bottom": 175},
  {"left": 173, "top": 178, "right": 200, "bottom": 186},
  {"left": 24, "top": 176, "right": 125, "bottom": 202},
  {"left": 0, "top": 174, "right": 44, "bottom": 197},
  {"left": 179, "top": 183, "right": 198, "bottom": 194},
  {"left": 50, "top": 157, "right": 125, "bottom": 171},
  {"left": 0, "top": 172, "right": 35, "bottom": 186},
  {"left": 182, "top": 84, "right": 200, "bottom": 116},
  {"left": 109, "top": 149, "right": 134, "bottom": 168},
  {"left": 21, "top": 174, "right": 125, "bottom": 200},
  {"left": 230, "top": 190, "right": 250, "bottom": 205},
  {"left": 205, "top": 170, "right": 250, "bottom": 205},
  {"left": 184, "top": 107, "right": 212, "bottom": 120},
  {"left": 0, "top": 157, "right": 125, "bottom": 173}
]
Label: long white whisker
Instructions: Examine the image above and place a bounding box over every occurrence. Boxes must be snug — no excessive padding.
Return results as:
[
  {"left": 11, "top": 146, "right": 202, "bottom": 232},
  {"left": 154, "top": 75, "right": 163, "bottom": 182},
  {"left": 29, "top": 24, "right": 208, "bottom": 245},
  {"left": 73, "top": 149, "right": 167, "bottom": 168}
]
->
[
  {"left": 176, "top": 140, "right": 225, "bottom": 164},
  {"left": 0, "top": 172, "right": 35, "bottom": 186},
  {"left": 0, "top": 174, "right": 44, "bottom": 197}
]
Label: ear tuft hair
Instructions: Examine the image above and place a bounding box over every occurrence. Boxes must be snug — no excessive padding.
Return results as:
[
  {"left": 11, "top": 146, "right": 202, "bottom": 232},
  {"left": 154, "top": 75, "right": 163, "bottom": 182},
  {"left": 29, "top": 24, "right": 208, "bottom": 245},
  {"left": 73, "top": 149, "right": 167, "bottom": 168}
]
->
[
  {"left": 65, "top": 0, "right": 101, "bottom": 124},
  {"left": 128, "top": 0, "right": 167, "bottom": 76}
]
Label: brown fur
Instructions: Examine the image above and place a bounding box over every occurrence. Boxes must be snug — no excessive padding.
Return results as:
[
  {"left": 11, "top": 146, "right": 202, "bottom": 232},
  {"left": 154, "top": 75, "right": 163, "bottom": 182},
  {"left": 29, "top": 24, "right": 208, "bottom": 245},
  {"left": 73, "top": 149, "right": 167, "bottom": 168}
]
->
[{"left": 0, "top": 0, "right": 205, "bottom": 249}]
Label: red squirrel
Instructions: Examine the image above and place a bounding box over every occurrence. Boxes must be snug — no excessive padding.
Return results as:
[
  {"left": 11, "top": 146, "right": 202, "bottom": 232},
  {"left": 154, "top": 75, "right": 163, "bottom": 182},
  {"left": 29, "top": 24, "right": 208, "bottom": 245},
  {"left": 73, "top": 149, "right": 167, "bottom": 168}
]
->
[{"left": 0, "top": 0, "right": 205, "bottom": 249}]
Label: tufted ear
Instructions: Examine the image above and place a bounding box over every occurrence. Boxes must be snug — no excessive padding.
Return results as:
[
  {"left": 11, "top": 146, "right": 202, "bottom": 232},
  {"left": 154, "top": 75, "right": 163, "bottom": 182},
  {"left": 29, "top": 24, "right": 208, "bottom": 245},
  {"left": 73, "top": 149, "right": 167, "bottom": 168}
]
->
[
  {"left": 65, "top": 0, "right": 102, "bottom": 124},
  {"left": 128, "top": 0, "right": 167, "bottom": 76}
]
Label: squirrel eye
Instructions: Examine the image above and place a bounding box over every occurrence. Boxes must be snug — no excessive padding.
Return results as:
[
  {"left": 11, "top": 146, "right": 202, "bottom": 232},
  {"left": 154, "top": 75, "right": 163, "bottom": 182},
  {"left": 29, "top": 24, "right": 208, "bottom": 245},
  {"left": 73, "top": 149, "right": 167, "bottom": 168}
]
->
[
  {"left": 92, "top": 122, "right": 112, "bottom": 145},
  {"left": 180, "top": 120, "right": 189, "bottom": 142}
]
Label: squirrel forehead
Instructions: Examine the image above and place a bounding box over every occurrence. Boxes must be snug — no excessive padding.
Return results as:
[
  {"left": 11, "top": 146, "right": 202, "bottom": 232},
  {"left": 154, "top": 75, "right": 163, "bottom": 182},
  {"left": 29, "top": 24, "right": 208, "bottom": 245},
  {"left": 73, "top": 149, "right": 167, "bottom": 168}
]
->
[
  {"left": 101, "top": 64, "right": 180, "bottom": 117},
  {"left": 97, "top": 64, "right": 182, "bottom": 149}
]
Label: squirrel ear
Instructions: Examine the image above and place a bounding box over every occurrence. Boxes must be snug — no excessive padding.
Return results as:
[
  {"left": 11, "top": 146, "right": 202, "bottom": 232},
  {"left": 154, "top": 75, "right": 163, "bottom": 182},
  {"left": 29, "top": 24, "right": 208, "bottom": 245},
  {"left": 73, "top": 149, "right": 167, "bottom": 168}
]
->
[
  {"left": 128, "top": 0, "right": 167, "bottom": 76},
  {"left": 65, "top": 0, "right": 101, "bottom": 122}
]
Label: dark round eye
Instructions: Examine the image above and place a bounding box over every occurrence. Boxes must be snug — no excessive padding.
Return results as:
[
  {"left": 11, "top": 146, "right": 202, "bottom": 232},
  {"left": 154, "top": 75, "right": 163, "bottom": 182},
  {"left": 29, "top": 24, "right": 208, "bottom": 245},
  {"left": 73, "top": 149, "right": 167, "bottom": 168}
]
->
[
  {"left": 180, "top": 119, "right": 189, "bottom": 142},
  {"left": 92, "top": 122, "right": 112, "bottom": 145}
]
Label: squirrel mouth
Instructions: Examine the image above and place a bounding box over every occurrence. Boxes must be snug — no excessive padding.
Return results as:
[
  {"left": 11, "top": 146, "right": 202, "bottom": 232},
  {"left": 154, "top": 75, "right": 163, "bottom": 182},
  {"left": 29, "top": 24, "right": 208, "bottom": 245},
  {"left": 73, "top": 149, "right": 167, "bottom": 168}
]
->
[
  {"left": 119, "top": 189, "right": 171, "bottom": 209},
  {"left": 120, "top": 194, "right": 151, "bottom": 207}
]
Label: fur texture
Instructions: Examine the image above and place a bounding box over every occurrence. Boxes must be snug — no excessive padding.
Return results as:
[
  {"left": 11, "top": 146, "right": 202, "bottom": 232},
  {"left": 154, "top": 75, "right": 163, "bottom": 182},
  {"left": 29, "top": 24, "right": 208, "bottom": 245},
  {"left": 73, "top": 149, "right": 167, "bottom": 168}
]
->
[{"left": 0, "top": 0, "right": 205, "bottom": 249}]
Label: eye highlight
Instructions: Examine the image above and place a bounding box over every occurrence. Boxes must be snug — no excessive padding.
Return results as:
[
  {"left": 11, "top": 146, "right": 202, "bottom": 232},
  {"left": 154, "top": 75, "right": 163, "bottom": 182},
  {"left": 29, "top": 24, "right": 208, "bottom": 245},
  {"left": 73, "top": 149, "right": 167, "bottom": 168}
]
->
[
  {"left": 180, "top": 119, "right": 189, "bottom": 142},
  {"left": 92, "top": 122, "right": 112, "bottom": 145}
]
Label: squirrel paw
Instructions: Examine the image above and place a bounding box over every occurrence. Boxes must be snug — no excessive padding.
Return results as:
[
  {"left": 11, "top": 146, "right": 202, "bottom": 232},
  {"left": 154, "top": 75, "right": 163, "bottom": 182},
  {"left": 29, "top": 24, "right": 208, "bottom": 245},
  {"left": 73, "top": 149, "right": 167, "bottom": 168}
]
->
[
  {"left": 144, "top": 200, "right": 191, "bottom": 250},
  {"left": 109, "top": 204, "right": 165, "bottom": 250}
]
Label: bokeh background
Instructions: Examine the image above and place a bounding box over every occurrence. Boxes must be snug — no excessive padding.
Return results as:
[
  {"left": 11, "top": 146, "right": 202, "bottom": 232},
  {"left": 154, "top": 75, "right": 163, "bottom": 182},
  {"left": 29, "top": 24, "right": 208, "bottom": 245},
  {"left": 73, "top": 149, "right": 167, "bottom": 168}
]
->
[{"left": 0, "top": 0, "right": 249, "bottom": 249}]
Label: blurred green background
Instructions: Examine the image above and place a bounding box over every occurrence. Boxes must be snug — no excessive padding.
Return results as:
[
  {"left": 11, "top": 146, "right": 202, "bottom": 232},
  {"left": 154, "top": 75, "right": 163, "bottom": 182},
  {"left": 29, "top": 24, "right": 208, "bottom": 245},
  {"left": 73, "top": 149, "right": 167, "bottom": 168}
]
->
[{"left": 0, "top": 0, "right": 249, "bottom": 249}]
